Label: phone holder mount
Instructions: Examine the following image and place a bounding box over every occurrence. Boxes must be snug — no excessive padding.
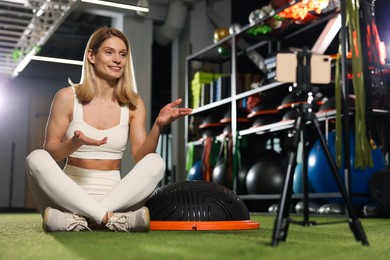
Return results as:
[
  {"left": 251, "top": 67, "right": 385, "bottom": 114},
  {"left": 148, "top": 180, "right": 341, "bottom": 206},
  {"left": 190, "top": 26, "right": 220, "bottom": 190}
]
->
[{"left": 271, "top": 47, "right": 369, "bottom": 246}]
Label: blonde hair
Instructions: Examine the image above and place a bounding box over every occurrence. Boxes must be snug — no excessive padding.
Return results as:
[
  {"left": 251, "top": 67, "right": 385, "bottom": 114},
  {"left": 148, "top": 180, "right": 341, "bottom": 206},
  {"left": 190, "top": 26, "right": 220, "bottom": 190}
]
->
[{"left": 75, "top": 27, "right": 139, "bottom": 107}]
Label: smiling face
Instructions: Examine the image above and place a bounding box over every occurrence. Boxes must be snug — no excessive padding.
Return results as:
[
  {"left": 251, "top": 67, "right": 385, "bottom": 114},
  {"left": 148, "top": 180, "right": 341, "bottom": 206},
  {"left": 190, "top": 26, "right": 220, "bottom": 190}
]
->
[{"left": 87, "top": 36, "right": 128, "bottom": 82}]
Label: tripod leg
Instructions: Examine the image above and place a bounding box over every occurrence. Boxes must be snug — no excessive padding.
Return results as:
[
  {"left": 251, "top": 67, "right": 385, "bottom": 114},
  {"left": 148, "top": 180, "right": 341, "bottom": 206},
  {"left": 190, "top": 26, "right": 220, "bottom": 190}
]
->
[
  {"left": 310, "top": 116, "right": 369, "bottom": 246},
  {"left": 272, "top": 115, "right": 302, "bottom": 246},
  {"left": 301, "top": 119, "right": 311, "bottom": 225}
]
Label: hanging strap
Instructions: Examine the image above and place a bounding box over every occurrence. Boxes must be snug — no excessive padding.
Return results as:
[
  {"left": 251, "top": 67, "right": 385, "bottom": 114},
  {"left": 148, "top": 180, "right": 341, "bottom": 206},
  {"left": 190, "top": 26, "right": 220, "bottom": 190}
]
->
[
  {"left": 346, "top": 0, "right": 373, "bottom": 169},
  {"left": 336, "top": 0, "right": 373, "bottom": 169}
]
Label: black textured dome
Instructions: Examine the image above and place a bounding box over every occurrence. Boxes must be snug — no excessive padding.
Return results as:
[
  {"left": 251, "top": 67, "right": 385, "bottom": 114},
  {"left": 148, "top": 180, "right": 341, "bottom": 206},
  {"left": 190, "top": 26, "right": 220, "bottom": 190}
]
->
[{"left": 145, "top": 181, "right": 250, "bottom": 221}]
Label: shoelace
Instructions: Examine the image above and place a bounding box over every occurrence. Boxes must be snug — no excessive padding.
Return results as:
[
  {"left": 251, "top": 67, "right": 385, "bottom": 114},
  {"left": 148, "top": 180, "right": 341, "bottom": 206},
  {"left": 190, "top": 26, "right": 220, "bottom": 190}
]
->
[
  {"left": 106, "top": 215, "right": 131, "bottom": 232},
  {"left": 65, "top": 214, "right": 92, "bottom": 232}
]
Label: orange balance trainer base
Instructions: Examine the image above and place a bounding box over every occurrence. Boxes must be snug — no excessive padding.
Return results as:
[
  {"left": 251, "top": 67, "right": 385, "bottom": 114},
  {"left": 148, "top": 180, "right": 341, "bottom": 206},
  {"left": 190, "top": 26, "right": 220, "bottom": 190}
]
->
[{"left": 150, "top": 220, "right": 260, "bottom": 231}]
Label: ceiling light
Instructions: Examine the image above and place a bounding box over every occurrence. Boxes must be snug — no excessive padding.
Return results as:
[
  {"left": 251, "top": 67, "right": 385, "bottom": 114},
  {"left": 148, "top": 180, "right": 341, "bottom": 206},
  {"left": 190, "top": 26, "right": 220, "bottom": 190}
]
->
[
  {"left": 12, "top": 48, "right": 37, "bottom": 78},
  {"left": 36, "top": 8, "right": 45, "bottom": 17},
  {"left": 136, "top": 0, "right": 149, "bottom": 16},
  {"left": 0, "top": 0, "right": 28, "bottom": 5},
  {"left": 31, "top": 56, "right": 83, "bottom": 66},
  {"left": 81, "top": 0, "right": 149, "bottom": 13}
]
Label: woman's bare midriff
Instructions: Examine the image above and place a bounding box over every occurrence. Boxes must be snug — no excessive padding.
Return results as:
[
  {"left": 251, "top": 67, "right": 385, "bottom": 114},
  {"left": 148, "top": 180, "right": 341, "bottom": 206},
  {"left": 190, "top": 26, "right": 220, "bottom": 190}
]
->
[{"left": 67, "top": 157, "right": 121, "bottom": 171}]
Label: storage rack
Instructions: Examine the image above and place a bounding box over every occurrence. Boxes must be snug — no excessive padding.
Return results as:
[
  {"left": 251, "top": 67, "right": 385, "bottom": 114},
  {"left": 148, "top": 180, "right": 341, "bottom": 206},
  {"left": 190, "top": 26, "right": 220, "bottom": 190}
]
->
[{"left": 184, "top": 0, "right": 388, "bottom": 208}]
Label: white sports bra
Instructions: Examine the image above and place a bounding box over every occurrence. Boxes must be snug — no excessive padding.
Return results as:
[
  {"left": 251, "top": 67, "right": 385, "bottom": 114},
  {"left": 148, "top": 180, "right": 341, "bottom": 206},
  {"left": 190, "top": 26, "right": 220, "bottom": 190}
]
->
[{"left": 65, "top": 86, "right": 129, "bottom": 160}]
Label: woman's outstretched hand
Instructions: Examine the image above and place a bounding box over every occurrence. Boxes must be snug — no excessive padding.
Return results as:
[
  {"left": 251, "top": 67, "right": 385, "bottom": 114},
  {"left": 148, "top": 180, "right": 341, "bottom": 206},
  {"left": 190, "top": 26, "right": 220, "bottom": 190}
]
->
[
  {"left": 73, "top": 130, "right": 108, "bottom": 146},
  {"left": 156, "top": 98, "right": 192, "bottom": 127}
]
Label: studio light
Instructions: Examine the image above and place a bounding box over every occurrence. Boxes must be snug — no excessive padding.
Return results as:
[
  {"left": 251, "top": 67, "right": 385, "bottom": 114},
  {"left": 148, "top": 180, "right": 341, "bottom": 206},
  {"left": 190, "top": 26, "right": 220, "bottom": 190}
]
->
[
  {"left": 81, "top": 0, "right": 149, "bottom": 13},
  {"left": 12, "top": 55, "right": 83, "bottom": 77},
  {"left": 0, "top": 86, "right": 4, "bottom": 111},
  {"left": 31, "top": 56, "right": 83, "bottom": 66}
]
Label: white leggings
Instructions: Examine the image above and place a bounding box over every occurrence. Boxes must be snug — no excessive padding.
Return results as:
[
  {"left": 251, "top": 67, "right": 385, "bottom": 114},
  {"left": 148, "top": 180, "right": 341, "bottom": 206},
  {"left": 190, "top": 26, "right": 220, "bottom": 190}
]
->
[{"left": 25, "top": 149, "right": 165, "bottom": 224}]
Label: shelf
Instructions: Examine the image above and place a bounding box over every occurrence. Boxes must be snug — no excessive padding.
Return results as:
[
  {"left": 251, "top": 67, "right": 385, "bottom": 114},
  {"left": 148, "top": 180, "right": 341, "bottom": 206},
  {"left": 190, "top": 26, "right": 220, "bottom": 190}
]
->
[
  {"left": 190, "top": 81, "right": 287, "bottom": 114},
  {"left": 187, "top": 135, "right": 227, "bottom": 147},
  {"left": 239, "top": 110, "right": 339, "bottom": 136},
  {"left": 190, "top": 107, "right": 390, "bottom": 140},
  {"left": 234, "top": 81, "right": 286, "bottom": 100},
  {"left": 184, "top": 1, "right": 379, "bottom": 210},
  {"left": 239, "top": 192, "right": 342, "bottom": 200},
  {"left": 239, "top": 119, "right": 294, "bottom": 136},
  {"left": 191, "top": 97, "right": 232, "bottom": 114},
  {"left": 239, "top": 107, "right": 389, "bottom": 139},
  {"left": 372, "top": 109, "right": 390, "bottom": 116},
  {"left": 186, "top": 10, "right": 340, "bottom": 64},
  {"left": 186, "top": 36, "right": 232, "bottom": 63}
]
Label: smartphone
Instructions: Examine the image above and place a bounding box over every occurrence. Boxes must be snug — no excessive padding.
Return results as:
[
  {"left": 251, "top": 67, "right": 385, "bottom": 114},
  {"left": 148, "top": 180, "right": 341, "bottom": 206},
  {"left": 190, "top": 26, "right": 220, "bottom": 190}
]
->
[{"left": 276, "top": 53, "right": 332, "bottom": 84}]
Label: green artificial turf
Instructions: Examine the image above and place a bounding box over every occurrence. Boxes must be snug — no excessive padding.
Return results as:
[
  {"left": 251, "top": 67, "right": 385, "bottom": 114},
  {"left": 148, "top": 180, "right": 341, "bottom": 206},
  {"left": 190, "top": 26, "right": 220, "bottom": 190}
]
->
[{"left": 0, "top": 213, "right": 389, "bottom": 260}]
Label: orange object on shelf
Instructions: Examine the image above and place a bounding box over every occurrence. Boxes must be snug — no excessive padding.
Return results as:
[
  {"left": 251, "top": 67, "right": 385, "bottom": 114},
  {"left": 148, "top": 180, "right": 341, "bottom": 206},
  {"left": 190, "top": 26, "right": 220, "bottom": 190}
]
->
[
  {"left": 150, "top": 220, "right": 260, "bottom": 231},
  {"left": 329, "top": 52, "right": 352, "bottom": 59},
  {"left": 278, "top": 0, "right": 329, "bottom": 21}
]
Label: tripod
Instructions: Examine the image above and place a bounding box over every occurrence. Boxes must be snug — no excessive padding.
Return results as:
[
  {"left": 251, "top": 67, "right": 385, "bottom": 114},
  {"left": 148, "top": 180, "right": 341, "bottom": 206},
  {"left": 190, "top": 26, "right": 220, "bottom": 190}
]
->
[{"left": 271, "top": 48, "right": 369, "bottom": 246}]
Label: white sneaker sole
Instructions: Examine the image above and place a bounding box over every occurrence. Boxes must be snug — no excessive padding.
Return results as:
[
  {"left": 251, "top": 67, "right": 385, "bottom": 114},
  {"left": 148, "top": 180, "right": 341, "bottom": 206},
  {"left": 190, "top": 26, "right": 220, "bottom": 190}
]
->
[
  {"left": 42, "top": 207, "right": 54, "bottom": 232},
  {"left": 144, "top": 207, "right": 151, "bottom": 232}
]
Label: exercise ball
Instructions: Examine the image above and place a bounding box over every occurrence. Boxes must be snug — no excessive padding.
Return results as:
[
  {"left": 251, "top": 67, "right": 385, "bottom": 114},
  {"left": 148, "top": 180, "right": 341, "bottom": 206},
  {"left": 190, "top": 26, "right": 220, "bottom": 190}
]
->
[
  {"left": 198, "top": 114, "right": 224, "bottom": 138},
  {"left": 369, "top": 170, "right": 390, "bottom": 213},
  {"left": 307, "top": 131, "right": 385, "bottom": 206},
  {"left": 187, "top": 160, "right": 203, "bottom": 181},
  {"left": 293, "top": 162, "right": 315, "bottom": 194},
  {"left": 318, "top": 95, "right": 355, "bottom": 114},
  {"left": 212, "top": 160, "right": 233, "bottom": 190},
  {"left": 198, "top": 114, "right": 223, "bottom": 129},
  {"left": 252, "top": 115, "right": 281, "bottom": 128},
  {"left": 237, "top": 158, "right": 253, "bottom": 195},
  {"left": 246, "top": 155, "right": 285, "bottom": 194}
]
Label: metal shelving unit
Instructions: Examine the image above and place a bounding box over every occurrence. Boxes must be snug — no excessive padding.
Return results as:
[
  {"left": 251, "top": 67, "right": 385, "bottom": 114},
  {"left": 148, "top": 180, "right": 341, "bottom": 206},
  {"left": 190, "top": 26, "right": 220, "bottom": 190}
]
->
[{"left": 184, "top": 1, "right": 387, "bottom": 207}]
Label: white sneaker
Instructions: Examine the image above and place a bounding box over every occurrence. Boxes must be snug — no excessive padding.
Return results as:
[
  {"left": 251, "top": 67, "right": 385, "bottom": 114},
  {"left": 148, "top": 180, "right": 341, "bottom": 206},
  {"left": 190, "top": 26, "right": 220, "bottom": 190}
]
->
[
  {"left": 106, "top": 207, "right": 150, "bottom": 232},
  {"left": 43, "top": 207, "right": 91, "bottom": 232}
]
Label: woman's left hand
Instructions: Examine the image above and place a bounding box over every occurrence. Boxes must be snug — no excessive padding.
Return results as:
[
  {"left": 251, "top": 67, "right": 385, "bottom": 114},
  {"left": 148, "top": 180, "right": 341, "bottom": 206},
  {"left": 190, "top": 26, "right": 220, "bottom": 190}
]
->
[{"left": 156, "top": 98, "right": 192, "bottom": 127}]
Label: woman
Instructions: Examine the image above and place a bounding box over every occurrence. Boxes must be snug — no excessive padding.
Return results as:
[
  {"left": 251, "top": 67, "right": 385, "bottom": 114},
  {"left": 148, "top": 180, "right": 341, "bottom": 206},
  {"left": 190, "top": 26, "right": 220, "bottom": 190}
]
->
[{"left": 25, "top": 27, "right": 192, "bottom": 232}]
